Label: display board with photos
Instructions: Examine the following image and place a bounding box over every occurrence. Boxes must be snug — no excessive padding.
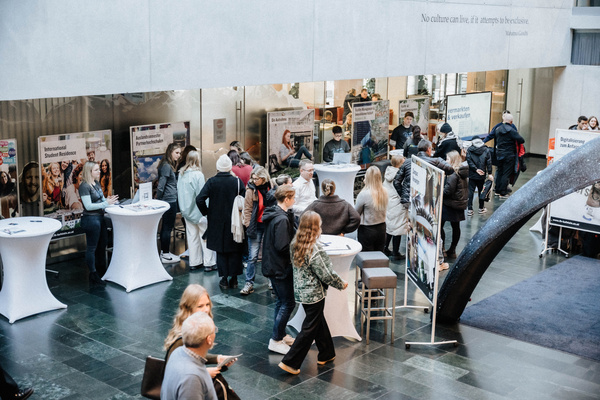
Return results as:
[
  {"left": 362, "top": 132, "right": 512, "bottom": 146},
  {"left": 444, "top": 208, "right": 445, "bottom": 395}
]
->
[
  {"left": 0, "top": 139, "right": 20, "bottom": 219},
  {"left": 38, "top": 130, "right": 112, "bottom": 239},
  {"left": 405, "top": 155, "right": 445, "bottom": 303},
  {"left": 351, "top": 100, "right": 390, "bottom": 166},
  {"left": 267, "top": 110, "right": 315, "bottom": 174},
  {"left": 445, "top": 91, "right": 492, "bottom": 138},
  {"left": 130, "top": 121, "right": 190, "bottom": 197},
  {"left": 549, "top": 129, "right": 600, "bottom": 234},
  {"left": 399, "top": 97, "right": 430, "bottom": 134}
]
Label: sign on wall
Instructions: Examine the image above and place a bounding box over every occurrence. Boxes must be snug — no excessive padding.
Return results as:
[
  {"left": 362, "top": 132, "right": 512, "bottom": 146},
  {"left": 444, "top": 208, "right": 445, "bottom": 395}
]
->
[
  {"left": 267, "top": 110, "right": 315, "bottom": 174},
  {"left": 446, "top": 92, "right": 492, "bottom": 138},
  {"left": 351, "top": 100, "right": 389, "bottom": 166},
  {"left": 38, "top": 130, "right": 112, "bottom": 239},
  {"left": 130, "top": 121, "right": 190, "bottom": 196},
  {"left": 549, "top": 129, "right": 600, "bottom": 234},
  {"left": 0, "top": 139, "right": 19, "bottom": 219},
  {"left": 406, "top": 155, "right": 445, "bottom": 303}
]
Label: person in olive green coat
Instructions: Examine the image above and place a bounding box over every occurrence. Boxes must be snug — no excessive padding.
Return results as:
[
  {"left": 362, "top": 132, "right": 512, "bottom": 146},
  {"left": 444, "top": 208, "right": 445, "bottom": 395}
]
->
[{"left": 278, "top": 211, "right": 348, "bottom": 375}]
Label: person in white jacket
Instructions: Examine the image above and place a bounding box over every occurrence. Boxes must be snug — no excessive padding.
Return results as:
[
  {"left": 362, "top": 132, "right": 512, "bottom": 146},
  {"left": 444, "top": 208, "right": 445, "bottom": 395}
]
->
[
  {"left": 383, "top": 155, "right": 407, "bottom": 260},
  {"left": 177, "top": 151, "right": 216, "bottom": 272}
]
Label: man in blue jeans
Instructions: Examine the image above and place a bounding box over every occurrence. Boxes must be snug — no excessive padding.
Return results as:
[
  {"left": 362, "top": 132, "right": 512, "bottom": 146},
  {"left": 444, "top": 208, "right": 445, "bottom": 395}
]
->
[{"left": 261, "top": 185, "right": 297, "bottom": 354}]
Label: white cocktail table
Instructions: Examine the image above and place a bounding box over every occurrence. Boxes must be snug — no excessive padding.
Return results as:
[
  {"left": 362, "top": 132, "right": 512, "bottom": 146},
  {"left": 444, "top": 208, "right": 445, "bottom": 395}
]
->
[
  {"left": 288, "top": 234, "right": 362, "bottom": 340},
  {"left": 104, "top": 200, "right": 173, "bottom": 292},
  {"left": 313, "top": 163, "right": 361, "bottom": 206},
  {"left": 0, "top": 217, "right": 65, "bottom": 323}
]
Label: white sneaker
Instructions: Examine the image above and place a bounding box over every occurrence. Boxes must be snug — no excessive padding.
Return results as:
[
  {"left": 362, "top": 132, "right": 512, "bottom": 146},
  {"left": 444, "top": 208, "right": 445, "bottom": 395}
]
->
[
  {"left": 179, "top": 249, "right": 189, "bottom": 259},
  {"left": 268, "top": 339, "right": 290, "bottom": 355},
  {"left": 282, "top": 334, "right": 295, "bottom": 346},
  {"left": 240, "top": 282, "right": 254, "bottom": 295},
  {"left": 478, "top": 208, "right": 487, "bottom": 214},
  {"left": 161, "top": 252, "right": 180, "bottom": 263}
]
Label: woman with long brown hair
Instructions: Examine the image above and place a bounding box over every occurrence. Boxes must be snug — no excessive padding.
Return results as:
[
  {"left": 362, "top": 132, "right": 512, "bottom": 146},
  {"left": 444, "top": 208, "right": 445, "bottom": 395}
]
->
[
  {"left": 278, "top": 211, "right": 348, "bottom": 375},
  {"left": 279, "top": 129, "right": 312, "bottom": 168},
  {"left": 355, "top": 166, "right": 388, "bottom": 252},
  {"left": 156, "top": 142, "right": 182, "bottom": 263}
]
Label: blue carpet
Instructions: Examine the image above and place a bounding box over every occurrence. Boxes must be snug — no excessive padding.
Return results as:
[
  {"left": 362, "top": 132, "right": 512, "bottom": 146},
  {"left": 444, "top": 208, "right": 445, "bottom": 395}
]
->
[{"left": 461, "top": 255, "right": 600, "bottom": 361}]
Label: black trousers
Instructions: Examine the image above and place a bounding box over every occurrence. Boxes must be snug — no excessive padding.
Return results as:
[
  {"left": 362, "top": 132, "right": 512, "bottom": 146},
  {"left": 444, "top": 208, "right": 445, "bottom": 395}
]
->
[
  {"left": 0, "top": 364, "right": 19, "bottom": 398},
  {"left": 495, "top": 156, "right": 515, "bottom": 195},
  {"left": 467, "top": 179, "right": 485, "bottom": 210},
  {"left": 216, "top": 251, "right": 243, "bottom": 278},
  {"left": 358, "top": 223, "right": 386, "bottom": 252},
  {"left": 281, "top": 299, "right": 335, "bottom": 370}
]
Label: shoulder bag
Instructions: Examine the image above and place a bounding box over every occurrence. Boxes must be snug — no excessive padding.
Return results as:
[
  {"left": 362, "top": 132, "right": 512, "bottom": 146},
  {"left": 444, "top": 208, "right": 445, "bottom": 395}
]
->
[{"left": 140, "top": 339, "right": 180, "bottom": 399}]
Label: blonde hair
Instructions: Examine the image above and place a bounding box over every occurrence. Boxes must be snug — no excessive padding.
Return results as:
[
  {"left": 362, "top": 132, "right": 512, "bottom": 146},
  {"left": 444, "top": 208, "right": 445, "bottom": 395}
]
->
[
  {"left": 179, "top": 150, "right": 202, "bottom": 175},
  {"left": 292, "top": 211, "right": 321, "bottom": 267},
  {"left": 253, "top": 166, "right": 271, "bottom": 183},
  {"left": 164, "top": 284, "right": 213, "bottom": 350},
  {"left": 446, "top": 150, "right": 462, "bottom": 172},
  {"left": 321, "top": 179, "right": 336, "bottom": 196},
  {"left": 391, "top": 155, "right": 404, "bottom": 168},
  {"left": 82, "top": 161, "right": 98, "bottom": 186},
  {"left": 362, "top": 166, "right": 388, "bottom": 211}
]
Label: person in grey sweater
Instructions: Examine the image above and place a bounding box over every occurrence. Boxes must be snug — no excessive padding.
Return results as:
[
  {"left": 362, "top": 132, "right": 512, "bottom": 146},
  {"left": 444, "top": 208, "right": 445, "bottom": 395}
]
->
[
  {"left": 355, "top": 166, "right": 388, "bottom": 251},
  {"left": 161, "top": 312, "right": 217, "bottom": 400}
]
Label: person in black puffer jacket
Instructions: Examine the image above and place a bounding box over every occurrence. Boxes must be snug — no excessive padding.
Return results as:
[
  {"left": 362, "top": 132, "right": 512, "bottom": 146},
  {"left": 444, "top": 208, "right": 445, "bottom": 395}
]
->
[
  {"left": 262, "top": 185, "right": 297, "bottom": 355},
  {"left": 441, "top": 151, "right": 469, "bottom": 259},
  {"left": 434, "top": 123, "right": 461, "bottom": 161},
  {"left": 493, "top": 113, "right": 525, "bottom": 197},
  {"left": 466, "top": 138, "right": 493, "bottom": 215}
]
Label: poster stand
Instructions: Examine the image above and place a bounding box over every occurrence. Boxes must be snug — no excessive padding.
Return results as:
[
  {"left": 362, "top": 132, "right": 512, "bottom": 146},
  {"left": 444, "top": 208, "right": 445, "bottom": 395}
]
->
[
  {"left": 401, "top": 235, "right": 458, "bottom": 349},
  {"left": 539, "top": 203, "right": 569, "bottom": 258}
]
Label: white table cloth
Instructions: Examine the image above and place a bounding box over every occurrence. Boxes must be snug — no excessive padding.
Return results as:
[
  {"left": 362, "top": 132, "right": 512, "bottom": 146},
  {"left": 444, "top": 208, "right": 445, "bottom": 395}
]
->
[
  {"left": 0, "top": 217, "right": 65, "bottom": 323},
  {"left": 104, "top": 200, "right": 173, "bottom": 292},
  {"left": 288, "top": 234, "right": 362, "bottom": 340},
  {"left": 313, "top": 163, "right": 361, "bottom": 206}
]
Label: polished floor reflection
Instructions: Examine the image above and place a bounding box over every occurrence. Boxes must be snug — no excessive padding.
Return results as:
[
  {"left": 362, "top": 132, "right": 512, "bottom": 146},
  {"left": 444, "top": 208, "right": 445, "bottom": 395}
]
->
[{"left": 1, "top": 157, "right": 599, "bottom": 399}]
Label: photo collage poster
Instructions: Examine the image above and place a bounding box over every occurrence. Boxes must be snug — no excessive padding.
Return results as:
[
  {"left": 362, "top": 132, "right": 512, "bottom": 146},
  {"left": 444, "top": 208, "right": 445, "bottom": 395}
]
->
[
  {"left": 351, "top": 100, "right": 389, "bottom": 166},
  {"left": 549, "top": 129, "right": 600, "bottom": 234},
  {"left": 0, "top": 139, "right": 19, "bottom": 219},
  {"left": 130, "top": 121, "right": 190, "bottom": 196},
  {"left": 405, "top": 155, "right": 445, "bottom": 303},
  {"left": 267, "top": 110, "right": 315, "bottom": 174},
  {"left": 398, "top": 97, "right": 430, "bottom": 139},
  {"left": 38, "top": 130, "right": 112, "bottom": 239}
]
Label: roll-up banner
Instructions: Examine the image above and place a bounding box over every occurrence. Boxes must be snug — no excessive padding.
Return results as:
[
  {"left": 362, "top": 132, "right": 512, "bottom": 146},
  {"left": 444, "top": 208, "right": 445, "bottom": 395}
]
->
[
  {"left": 351, "top": 100, "right": 389, "bottom": 166},
  {"left": 267, "top": 110, "right": 315, "bottom": 174},
  {"left": 406, "top": 155, "right": 445, "bottom": 303},
  {"left": 130, "top": 121, "right": 190, "bottom": 197},
  {"left": 549, "top": 129, "right": 600, "bottom": 234},
  {"left": 0, "top": 139, "right": 20, "bottom": 219},
  {"left": 445, "top": 92, "right": 491, "bottom": 138},
  {"left": 38, "top": 130, "right": 113, "bottom": 239}
]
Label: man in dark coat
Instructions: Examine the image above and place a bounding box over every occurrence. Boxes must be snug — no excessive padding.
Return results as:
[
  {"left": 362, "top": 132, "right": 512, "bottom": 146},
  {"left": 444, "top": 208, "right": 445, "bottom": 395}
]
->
[
  {"left": 491, "top": 113, "right": 524, "bottom": 198},
  {"left": 466, "top": 138, "right": 493, "bottom": 215},
  {"left": 196, "top": 154, "right": 245, "bottom": 289},
  {"left": 262, "top": 185, "right": 297, "bottom": 355},
  {"left": 342, "top": 89, "right": 357, "bottom": 123}
]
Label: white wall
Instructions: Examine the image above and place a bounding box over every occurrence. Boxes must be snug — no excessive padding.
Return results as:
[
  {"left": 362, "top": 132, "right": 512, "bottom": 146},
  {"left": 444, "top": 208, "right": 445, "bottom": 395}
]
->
[
  {"left": 0, "top": 0, "right": 572, "bottom": 101},
  {"left": 550, "top": 66, "right": 600, "bottom": 138}
]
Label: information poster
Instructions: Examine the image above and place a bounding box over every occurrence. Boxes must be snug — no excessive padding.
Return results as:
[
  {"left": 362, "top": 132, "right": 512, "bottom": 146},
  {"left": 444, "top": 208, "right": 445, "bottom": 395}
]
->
[
  {"left": 399, "top": 97, "right": 430, "bottom": 134},
  {"left": 549, "top": 129, "right": 600, "bottom": 234},
  {"left": 446, "top": 92, "right": 491, "bottom": 138},
  {"left": 130, "top": 121, "right": 190, "bottom": 195},
  {"left": 406, "top": 155, "right": 445, "bottom": 303},
  {"left": 38, "top": 130, "right": 112, "bottom": 238},
  {"left": 0, "top": 139, "right": 19, "bottom": 219},
  {"left": 351, "top": 100, "right": 390, "bottom": 166},
  {"left": 267, "top": 110, "right": 315, "bottom": 174}
]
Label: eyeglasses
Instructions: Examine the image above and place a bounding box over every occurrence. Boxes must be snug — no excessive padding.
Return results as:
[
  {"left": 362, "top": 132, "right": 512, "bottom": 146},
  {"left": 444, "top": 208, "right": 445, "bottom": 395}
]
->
[{"left": 303, "top": 169, "right": 314, "bottom": 173}]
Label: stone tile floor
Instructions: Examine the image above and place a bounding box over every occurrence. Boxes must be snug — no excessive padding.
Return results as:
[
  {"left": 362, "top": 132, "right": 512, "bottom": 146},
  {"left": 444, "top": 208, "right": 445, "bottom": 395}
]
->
[{"left": 1, "top": 157, "right": 599, "bottom": 399}]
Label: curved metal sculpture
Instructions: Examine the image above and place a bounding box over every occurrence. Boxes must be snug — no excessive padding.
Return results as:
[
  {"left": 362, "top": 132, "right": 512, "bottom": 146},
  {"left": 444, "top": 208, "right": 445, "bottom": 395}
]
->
[{"left": 436, "top": 136, "right": 600, "bottom": 324}]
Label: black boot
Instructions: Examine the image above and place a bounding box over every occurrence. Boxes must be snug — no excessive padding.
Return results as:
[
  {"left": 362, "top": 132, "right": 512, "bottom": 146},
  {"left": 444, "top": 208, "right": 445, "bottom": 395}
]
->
[
  {"left": 89, "top": 271, "right": 106, "bottom": 287},
  {"left": 229, "top": 275, "right": 238, "bottom": 289},
  {"left": 219, "top": 277, "right": 228, "bottom": 289}
]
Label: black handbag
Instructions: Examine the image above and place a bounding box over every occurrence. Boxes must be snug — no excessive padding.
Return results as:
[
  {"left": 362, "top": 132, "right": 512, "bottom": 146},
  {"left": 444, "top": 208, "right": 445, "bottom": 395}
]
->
[
  {"left": 140, "top": 340, "right": 180, "bottom": 399},
  {"left": 480, "top": 179, "right": 493, "bottom": 202},
  {"left": 214, "top": 373, "right": 241, "bottom": 400}
]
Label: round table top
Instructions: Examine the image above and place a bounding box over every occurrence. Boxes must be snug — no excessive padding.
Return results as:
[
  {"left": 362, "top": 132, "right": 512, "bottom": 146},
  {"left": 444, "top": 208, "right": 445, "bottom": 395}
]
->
[
  {"left": 314, "top": 163, "right": 361, "bottom": 173},
  {"left": 319, "top": 234, "right": 362, "bottom": 257},
  {"left": 105, "top": 199, "right": 170, "bottom": 217},
  {"left": 0, "top": 217, "right": 62, "bottom": 238}
]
